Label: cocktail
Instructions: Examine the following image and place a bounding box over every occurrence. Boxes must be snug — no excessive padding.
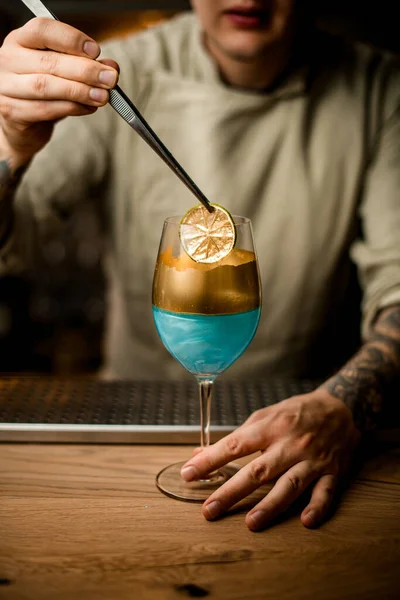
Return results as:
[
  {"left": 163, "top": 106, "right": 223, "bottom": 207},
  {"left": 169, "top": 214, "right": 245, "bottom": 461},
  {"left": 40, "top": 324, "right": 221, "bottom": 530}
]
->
[{"left": 152, "top": 205, "right": 261, "bottom": 501}]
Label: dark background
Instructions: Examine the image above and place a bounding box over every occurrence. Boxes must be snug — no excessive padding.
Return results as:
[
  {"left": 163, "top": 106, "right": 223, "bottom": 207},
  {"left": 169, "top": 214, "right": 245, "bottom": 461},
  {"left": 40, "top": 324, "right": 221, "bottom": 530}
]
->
[
  {"left": 0, "top": 1, "right": 398, "bottom": 376},
  {"left": 2, "top": 1, "right": 400, "bottom": 53}
]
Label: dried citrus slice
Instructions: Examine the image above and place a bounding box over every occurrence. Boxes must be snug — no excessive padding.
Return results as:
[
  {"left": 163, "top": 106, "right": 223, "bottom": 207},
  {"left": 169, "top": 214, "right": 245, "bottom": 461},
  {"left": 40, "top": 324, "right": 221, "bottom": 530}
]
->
[{"left": 180, "top": 203, "right": 236, "bottom": 264}]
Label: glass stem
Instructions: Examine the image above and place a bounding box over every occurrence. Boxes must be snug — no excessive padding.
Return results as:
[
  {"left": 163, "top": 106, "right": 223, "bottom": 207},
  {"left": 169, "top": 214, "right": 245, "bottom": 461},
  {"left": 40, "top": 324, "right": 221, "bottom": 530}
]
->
[{"left": 198, "top": 379, "right": 213, "bottom": 449}]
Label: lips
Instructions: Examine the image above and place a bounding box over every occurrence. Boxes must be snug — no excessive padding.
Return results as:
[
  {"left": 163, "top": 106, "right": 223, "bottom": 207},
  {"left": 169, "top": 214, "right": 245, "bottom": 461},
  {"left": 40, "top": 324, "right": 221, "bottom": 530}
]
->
[{"left": 223, "top": 4, "right": 270, "bottom": 29}]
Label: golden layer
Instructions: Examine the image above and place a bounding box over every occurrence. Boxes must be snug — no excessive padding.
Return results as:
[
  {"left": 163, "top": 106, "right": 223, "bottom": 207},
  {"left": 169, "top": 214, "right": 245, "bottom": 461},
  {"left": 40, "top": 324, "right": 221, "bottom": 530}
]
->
[{"left": 152, "top": 246, "right": 261, "bottom": 314}]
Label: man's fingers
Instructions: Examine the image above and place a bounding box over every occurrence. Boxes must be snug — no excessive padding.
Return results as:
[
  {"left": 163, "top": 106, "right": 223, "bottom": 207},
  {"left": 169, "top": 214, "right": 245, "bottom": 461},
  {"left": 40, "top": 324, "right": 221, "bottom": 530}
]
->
[
  {"left": 14, "top": 18, "right": 100, "bottom": 59},
  {"left": 0, "top": 74, "right": 110, "bottom": 107},
  {"left": 5, "top": 48, "right": 119, "bottom": 90},
  {"left": 245, "top": 461, "right": 318, "bottom": 531},
  {"left": 2, "top": 47, "right": 119, "bottom": 90},
  {"left": 0, "top": 97, "right": 97, "bottom": 123},
  {"left": 181, "top": 423, "right": 266, "bottom": 482},
  {"left": 202, "top": 445, "right": 296, "bottom": 521},
  {"left": 301, "top": 474, "right": 337, "bottom": 528}
]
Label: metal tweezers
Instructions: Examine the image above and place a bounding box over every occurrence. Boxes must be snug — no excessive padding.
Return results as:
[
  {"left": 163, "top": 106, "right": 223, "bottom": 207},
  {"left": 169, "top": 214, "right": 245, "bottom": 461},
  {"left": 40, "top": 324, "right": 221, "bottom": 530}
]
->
[{"left": 21, "top": 0, "right": 213, "bottom": 212}]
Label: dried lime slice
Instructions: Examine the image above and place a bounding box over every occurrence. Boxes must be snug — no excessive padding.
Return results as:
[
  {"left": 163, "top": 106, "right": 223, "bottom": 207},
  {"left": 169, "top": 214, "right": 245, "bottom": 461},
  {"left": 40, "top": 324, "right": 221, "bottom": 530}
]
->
[{"left": 180, "top": 204, "right": 236, "bottom": 264}]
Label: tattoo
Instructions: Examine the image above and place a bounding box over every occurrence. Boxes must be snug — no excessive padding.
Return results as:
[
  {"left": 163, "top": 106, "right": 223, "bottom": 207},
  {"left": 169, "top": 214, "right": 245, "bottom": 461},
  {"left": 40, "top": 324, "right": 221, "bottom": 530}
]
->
[
  {"left": 0, "top": 158, "right": 25, "bottom": 247},
  {"left": 322, "top": 305, "right": 400, "bottom": 432}
]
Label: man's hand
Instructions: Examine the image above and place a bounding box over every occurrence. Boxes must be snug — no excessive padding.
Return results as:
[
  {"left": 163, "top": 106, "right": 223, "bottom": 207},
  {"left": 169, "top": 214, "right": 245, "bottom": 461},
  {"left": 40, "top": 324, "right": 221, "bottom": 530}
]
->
[
  {"left": 181, "top": 390, "right": 360, "bottom": 531},
  {"left": 0, "top": 18, "right": 119, "bottom": 167}
]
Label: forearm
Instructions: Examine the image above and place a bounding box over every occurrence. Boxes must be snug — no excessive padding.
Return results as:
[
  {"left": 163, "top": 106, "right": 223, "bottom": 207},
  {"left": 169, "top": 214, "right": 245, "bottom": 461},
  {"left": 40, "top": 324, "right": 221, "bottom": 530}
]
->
[
  {"left": 0, "top": 159, "right": 22, "bottom": 246},
  {"left": 321, "top": 304, "right": 400, "bottom": 432},
  {"left": 0, "top": 136, "right": 30, "bottom": 246}
]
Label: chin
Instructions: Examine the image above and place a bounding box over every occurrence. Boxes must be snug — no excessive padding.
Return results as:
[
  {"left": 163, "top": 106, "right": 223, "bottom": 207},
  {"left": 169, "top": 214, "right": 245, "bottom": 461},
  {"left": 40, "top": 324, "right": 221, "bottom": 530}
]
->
[{"left": 218, "top": 32, "right": 275, "bottom": 61}]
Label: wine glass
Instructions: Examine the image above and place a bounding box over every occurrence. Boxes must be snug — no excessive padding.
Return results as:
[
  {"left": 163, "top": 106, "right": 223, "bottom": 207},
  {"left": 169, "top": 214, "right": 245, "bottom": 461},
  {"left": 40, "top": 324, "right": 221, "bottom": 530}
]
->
[{"left": 152, "top": 215, "right": 261, "bottom": 502}]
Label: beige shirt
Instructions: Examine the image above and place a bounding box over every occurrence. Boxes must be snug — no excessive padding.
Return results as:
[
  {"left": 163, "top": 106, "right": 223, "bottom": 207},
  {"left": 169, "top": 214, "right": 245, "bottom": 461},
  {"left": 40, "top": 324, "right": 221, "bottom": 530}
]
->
[{"left": 1, "top": 13, "right": 400, "bottom": 381}]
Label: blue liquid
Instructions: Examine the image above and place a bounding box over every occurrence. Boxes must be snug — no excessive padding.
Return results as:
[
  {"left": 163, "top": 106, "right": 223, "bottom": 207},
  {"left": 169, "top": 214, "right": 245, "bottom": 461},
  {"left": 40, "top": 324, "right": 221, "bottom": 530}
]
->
[{"left": 153, "top": 307, "right": 261, "bottom": 377}]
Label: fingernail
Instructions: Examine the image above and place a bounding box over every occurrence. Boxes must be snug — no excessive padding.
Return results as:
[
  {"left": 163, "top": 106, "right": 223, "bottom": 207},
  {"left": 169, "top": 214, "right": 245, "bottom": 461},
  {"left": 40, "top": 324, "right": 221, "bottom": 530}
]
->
[
  {"left": 180, "top": 465, "right": 198, "bottom": 482},
  {"left": 204, "top": 500, "right": 221, "bottom": 520},
  {"left": 84, "top": 41, "right": 100, "bottom": 58},
  {"left": 247, "top": 510, "right": 267, "bottom": 531},
  {"left": 303, "top": 509, "right": 317, "bottom": 527},
  {"left": 89, "top": 88, "right": 108, "bottom": 103},
  {"left": 99, "top": 70, "right": 117, "bottom": 87}
]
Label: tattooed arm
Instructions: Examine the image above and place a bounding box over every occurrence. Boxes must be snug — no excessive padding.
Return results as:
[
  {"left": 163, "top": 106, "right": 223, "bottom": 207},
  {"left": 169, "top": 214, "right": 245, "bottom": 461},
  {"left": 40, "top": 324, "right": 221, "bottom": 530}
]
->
[{"left": 322, "top": 304, "right": 400, "bottom": 432}]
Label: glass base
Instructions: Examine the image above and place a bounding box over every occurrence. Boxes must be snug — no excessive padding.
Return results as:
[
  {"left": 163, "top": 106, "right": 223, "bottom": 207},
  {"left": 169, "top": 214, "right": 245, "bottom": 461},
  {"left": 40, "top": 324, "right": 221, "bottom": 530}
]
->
[{"left": 156, "top": 460, "right": 240, "bottom": 502}]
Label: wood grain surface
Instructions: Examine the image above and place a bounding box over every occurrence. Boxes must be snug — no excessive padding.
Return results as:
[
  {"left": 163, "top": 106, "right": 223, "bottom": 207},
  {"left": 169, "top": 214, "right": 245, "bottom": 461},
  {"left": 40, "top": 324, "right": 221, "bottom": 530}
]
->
[{"left": 1, "top": 443, "right": 399, "bottom": 600}]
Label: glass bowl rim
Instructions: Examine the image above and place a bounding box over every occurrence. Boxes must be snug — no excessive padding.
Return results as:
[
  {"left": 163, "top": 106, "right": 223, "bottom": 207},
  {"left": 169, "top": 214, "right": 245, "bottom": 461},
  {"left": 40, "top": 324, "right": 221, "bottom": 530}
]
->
[{"left": 164, "top": 214, "right": 251, "bottom": 227}]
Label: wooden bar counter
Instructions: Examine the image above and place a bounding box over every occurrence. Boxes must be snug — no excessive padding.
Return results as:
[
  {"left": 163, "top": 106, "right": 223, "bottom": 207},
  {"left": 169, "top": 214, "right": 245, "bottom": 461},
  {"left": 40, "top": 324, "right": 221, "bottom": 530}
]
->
[{"left": 0, "top": 439, "right": 399, "bottom": 600}]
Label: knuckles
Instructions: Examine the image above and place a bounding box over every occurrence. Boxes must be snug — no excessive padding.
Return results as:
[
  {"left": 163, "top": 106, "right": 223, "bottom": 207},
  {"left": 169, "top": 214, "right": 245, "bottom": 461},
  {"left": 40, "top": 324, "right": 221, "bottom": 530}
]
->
[
  {"left": 0, "top": 97, "right": 15, "bottom": 121},
  {"left": 39, "top": 52, "right": 60, "bottom": 76},
  {"left": 274, "top": 410, "right": 297, "bottom": 432},
  {"left": 59, "top": 28, "right": 79, "bottom": 52},
  {"left": 34, "top": 99, "right": 55, "bottom": 121},
  {"left": 19, "top": 19, "right": 84, "bottom": 56},
  {"left": 296, "top": 432, "right": 316, "bottom": 451},
  {"left": 323, "top": 484, "right": 335, "bottom": 498},
  {"left": 225, "top": 435, "right": 246, "bottom": 457},
  {"left": 33, "top": 75, "right": 49, "bottom": 97},
  {"left": 249, "top": 408, "right": 267, "bottom": 423},
  {"left": 249, "top": 461, "right": 270, "bottom": 485},
  {"left": 2, "top": 28, "right": 20, "bottom": 47},
  {"left": 78, "top": 62, "right": 96, "bottom": 84},
  {"left": 287, "top": 474, "right": 302, "bottom": 493},
  {"left": 23, "top": 18, "right": 52, "bottom": 40},
  {"left": 67, "top": 83, "right": 82, "bottom": 103}
]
